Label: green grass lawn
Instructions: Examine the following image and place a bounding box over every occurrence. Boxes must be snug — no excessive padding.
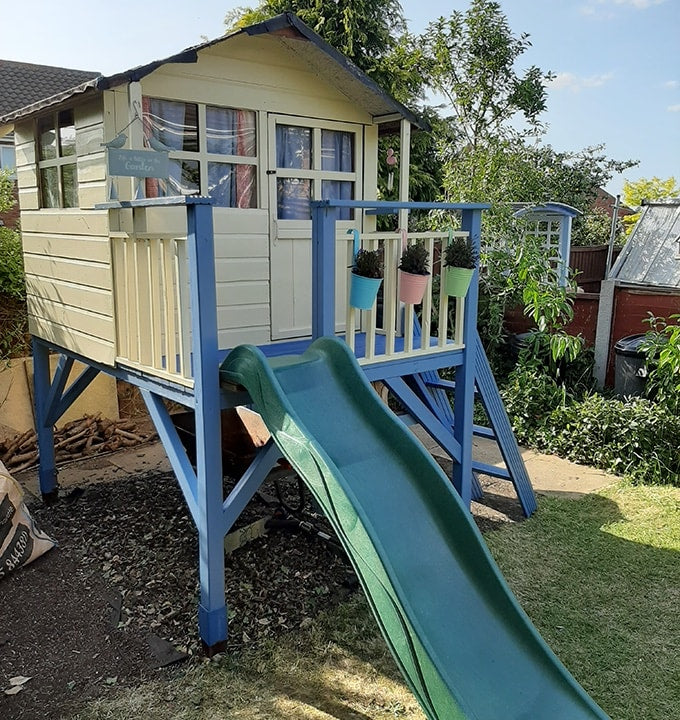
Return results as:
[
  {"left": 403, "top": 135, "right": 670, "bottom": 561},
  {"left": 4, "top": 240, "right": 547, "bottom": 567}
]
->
[{"left": 76, "top": 482, "right": 679, "bottom": 720}]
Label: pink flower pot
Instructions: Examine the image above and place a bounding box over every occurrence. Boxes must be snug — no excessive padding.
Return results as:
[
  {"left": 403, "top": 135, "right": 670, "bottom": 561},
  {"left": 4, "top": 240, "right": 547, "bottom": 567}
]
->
[{"left": 398, "top": 270, "right": 430, "bottom": 304}]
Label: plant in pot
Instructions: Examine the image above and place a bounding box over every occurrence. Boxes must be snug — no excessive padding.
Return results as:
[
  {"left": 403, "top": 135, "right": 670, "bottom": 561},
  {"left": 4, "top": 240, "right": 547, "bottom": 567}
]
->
[
  {"left": 443, "top": 235, "right": 477, "bottom": 297},
  {"left": 350, "top": 248, "right": 383, "bottom": 309},
  {"left": 398, "top": 242, "right": 430, "bottom": 304}
]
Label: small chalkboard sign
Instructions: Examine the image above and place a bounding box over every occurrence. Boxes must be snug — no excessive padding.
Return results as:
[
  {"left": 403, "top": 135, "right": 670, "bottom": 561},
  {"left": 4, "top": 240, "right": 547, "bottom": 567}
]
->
[{"left": 107, "top": 149, "right": 169, "bottom": 178}]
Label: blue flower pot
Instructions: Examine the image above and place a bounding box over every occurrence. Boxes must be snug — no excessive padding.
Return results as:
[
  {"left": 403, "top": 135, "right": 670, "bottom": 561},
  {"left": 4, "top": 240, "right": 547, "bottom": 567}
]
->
[{"left": 350, "top": 272, "right": 383, "bottom": 310}]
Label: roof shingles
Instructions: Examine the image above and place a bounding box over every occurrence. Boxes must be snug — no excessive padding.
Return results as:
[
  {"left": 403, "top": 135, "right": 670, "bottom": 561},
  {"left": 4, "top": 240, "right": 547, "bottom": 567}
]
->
[{"left": 0, "top": 59, "right": 99, "bottom": 117}]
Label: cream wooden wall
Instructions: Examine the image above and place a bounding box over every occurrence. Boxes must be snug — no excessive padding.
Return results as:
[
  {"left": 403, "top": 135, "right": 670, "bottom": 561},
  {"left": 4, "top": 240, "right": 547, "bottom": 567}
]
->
[
  {"left": 15, "top": 99, "right": 116, "bottom": 365},
  {"left": 139, "top": 34, "right": 379, "bottom": 349},
  {"left": 15, "top": 32, "right": 383, "bottom": 371}
]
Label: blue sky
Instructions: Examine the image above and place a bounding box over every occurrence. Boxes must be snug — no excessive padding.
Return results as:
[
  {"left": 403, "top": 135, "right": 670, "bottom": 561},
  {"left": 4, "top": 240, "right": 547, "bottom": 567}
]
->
[{"left": 3, "top": 0, "right": 678, "bottom": 196}]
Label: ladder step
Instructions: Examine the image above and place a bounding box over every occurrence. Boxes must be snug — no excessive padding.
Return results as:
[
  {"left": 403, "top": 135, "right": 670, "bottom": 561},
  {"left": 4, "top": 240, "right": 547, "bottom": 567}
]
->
[{"left": 472, "top": 461, "right": 511, "bottom": 480}]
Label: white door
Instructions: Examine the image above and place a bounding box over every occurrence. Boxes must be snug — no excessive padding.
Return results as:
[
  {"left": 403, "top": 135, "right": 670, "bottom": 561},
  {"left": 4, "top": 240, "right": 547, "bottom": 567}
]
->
[{"left": 268, "top": 115, "right": 362, "bottom": 340}]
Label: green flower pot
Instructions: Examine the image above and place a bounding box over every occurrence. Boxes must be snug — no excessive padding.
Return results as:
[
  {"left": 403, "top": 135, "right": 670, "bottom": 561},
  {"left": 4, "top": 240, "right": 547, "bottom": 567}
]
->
[{"left": 444, "top": 266, "right": 474, "bottom": 298}]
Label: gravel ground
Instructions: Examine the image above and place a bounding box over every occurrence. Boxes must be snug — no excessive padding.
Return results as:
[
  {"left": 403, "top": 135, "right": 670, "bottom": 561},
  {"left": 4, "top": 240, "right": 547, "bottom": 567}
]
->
[
  {"left": 1, "top": 468, "right": 358, "bottom": 720},
  {"left": 1, "top": 454, "right": 521, "bottom": 720}
]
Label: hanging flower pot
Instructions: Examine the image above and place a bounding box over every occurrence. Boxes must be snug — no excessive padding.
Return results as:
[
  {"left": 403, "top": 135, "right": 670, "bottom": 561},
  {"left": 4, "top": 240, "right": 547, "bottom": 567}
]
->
[
  {"left": 444, "top": 266, "right": 474, "bottom": 298},
  {"left": 398, "top": 270, "right": 430, "bottom": 304},
  {"left": 398, "top": 242, "right": 430, "bottom": 304},
  {"left": 443, "top": 234, "right": 477, "bottom": 298},
  {"left": 349, "top": 248, "right": 383, "bottom": 310},
  {"left": 350, "top": 272, "right": 383, "bottom": 309}
]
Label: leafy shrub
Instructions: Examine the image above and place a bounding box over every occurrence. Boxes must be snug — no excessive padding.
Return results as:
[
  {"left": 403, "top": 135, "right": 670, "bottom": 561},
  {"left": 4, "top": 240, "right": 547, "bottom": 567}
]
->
[
  {"left": 352, "top": 249, "right": 383, "bottom": 278},
  {"left": 640, "top": 314, "right": 680, "bottom": 414},
  {"left": 443, "top": 235, "right": 477, "bottom": 269},
  {"left": 501, "top": 367, "right": 680, "bottom": 486},
  {"left": 0, "top": 227, "right": 25, "bottom": 301},
  {"left": 399, "top": 242, "right": 429, "bottom": 275}
]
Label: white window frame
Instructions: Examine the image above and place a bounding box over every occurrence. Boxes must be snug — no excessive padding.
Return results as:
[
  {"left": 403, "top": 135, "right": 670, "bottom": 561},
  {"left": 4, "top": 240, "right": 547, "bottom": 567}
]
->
[
  {"left": 143, "top": 97, "right": 259, "bottom": 207},
  {"left": 36, "top": 109, "right": 78, "bottom": 208},
  {"left": 267, "top": 114, "right": 361, "bottom": 218}
]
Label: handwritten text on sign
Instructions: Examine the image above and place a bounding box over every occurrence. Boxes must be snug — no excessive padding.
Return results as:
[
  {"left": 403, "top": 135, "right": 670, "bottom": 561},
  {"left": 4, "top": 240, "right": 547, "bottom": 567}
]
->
[{"left": 107, "top": 149, "right": 169, "bottom": 178}]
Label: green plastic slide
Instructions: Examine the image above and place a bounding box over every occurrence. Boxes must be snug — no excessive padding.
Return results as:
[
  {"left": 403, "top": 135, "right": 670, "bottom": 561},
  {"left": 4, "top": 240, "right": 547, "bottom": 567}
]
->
[{"left": 220, "top": 337, "right": 610, "bottom": 720}]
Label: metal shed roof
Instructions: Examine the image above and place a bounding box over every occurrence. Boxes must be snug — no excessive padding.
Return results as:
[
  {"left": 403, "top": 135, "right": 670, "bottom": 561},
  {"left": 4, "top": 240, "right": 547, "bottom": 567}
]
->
[
  {"left": 609, "top": 199, "right": 680, "bottom": 289},
  {"left": 0, "top": 13, "right": 424, "bottom": 130}
]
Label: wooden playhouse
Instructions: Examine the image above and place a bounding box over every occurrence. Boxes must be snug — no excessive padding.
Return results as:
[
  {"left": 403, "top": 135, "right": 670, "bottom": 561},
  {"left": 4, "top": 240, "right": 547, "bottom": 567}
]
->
[{"left": 1, "top": 13, "right": 535, "bottom": 651}]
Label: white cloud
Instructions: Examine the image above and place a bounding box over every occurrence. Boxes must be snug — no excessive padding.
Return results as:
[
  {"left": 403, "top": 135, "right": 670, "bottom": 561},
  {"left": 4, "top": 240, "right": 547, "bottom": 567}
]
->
[
  {"left": 668, "top": 104, "right": 680, "bottom": 112},
  {"left": 549, "top": 72, "right": 614, "bottom": 92},
  {"left": 580, "top": 0, "right": 667, "bottom": 15},
  {"left": 614, "top": 0, "right": 667, "bottom": 7},
  {"left": 664, "top": 80, "right": 679, "bottom": 89}
]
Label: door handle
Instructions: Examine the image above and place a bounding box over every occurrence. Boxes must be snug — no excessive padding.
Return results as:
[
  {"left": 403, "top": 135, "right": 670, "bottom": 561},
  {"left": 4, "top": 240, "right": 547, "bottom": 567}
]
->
[{"left": 266, "top": 169, "right": 276, "bottom": 175}]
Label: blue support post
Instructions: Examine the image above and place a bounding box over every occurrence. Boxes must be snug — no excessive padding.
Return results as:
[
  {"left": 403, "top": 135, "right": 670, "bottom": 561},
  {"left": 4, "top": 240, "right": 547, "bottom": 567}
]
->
[
  {"left": 452, "top": 208, "right": 482, "bottom": 508},
  {"left": 311, "top": 202, "right": 338, "bottom": 339},
  {"left": 186, "top": 199, "right": 227, "bottom": 651},
  {"left": 32, "top": 339, "right": 58, "bottom": 498}
]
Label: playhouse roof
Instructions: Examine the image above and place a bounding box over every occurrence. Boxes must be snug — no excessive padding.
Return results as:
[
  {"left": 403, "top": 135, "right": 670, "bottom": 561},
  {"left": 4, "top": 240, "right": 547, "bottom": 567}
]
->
[
  {"left": 0, "top": 13, "right": 424, "bottom": 130},
  {"left": 609, "top": 199, "right": 680, "bottom": 290}
]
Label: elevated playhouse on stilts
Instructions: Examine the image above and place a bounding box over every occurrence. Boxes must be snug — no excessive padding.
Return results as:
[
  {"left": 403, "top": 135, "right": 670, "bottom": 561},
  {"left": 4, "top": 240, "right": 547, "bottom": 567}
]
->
[{"left": 2, "top": 14, "right": 609, "bottom": 719}]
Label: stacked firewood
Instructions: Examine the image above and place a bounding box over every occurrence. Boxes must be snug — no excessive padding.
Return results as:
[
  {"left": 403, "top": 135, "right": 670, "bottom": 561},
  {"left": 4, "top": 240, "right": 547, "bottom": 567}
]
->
[{"left": 0, "top": 414, "right": 154, "bottom": 473}]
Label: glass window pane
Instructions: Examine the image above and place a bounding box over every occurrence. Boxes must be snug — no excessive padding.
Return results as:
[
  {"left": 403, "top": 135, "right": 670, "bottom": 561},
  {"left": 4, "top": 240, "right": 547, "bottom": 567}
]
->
[
  {"left": 40, "top": 166, "right": 59, "bottom": 207},
  {"left": 208, "top": 162, "right": 256, "bottom": 208},
  {"left": 38, "top": 115, "right": 57, "bottom": 160},
  {"left": 0, "top": 146, "right": 16, "bottom": 175},
  {"left": 206, "top": 107, "right": 256, "bottom": 157},
  {"left": 58, "top": 109, "right": 76, "bottom": 157},
  {"left": 61, "top": 164, "right": 78, "bottom": 208},
  {"left": 146, "top": 159, "right": 199, "bottom": 198},
  {"left": 321, "top": 130, "right": 353, "bottom": 172},
  {"left": 276, "top": 125, "right": 311, "bottom": 169},
  {"left": 277, "top": 177, "right": 311, "bottom": 219},
  {"left": 322, "top": 180, "right": 354, "bottom": 220},
  {"left": 142, "top": 98, "right": 199, "bottom": 152}
]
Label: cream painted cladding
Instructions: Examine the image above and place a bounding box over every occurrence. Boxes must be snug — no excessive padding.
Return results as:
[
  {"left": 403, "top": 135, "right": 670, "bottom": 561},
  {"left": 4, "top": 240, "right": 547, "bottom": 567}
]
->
[
  {"left": 14, "top": 99, "right": 116, "bottom": 365},
  {"left": 138, "top": 34, "right": 377, "bottom": 345},
  {"left": 14, "top": 32, "right": 382, "bottom": 369}
]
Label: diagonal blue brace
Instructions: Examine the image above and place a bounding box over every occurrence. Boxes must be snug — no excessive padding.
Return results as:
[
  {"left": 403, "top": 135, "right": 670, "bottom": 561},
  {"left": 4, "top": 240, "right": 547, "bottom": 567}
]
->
[
  {"left": 33, "top": 341, "right": 102, "bottom": 497},
  {"left": 474, "top": 332, "right": 537, "bottom": 516},
  {"left": 140, "top": 388, "right": 199, "bottom": 524},
  {"left": 223, "top": 438, "right": 281, "bottom": 535},
  {"left": 385, "top": 376, "right": 463, "bottom": 462},
  {"left": 404, "top": 373, "right": 484, "bottom": 501}
]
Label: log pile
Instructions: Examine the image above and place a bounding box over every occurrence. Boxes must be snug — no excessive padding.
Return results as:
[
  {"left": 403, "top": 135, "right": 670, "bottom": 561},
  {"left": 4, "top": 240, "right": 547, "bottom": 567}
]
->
[{"left": 0, "top": 415, "right": 154, "bottom": 473}]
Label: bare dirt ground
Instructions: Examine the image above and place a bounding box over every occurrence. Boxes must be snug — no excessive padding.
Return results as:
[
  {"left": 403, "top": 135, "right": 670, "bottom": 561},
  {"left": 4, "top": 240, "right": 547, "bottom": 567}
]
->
[{"left": 1, "top": 433, "right": 615, "bottom": 720}]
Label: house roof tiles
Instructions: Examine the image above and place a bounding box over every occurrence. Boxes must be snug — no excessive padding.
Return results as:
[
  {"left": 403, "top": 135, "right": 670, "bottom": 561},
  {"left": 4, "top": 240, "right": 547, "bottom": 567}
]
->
[{"left": 0, "top": 59, "right": 99, "bottom": 117}]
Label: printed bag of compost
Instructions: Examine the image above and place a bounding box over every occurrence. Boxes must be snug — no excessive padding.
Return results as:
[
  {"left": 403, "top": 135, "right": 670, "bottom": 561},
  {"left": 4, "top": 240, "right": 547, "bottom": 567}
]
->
[{"left": 0, "top": 461, "right": 55, "bottom": 581}]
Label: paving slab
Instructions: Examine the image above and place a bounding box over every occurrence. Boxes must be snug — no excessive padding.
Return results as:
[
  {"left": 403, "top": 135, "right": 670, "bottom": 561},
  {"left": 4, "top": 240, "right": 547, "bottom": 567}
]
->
[
  {"left": 410, "top": 425, "right": 618, "bottom": 499},
  {"left": 16, "top": 425, "right": 618, "bottom": 506}
]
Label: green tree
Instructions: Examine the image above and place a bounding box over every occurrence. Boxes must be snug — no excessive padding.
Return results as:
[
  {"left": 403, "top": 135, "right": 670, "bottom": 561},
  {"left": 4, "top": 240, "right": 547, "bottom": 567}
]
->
[
  {"left": 420, "top": 0, "right": 553, "bottom": 148},
  {"left": 621, "top": 176, "right": 679, "bottom": 234}
]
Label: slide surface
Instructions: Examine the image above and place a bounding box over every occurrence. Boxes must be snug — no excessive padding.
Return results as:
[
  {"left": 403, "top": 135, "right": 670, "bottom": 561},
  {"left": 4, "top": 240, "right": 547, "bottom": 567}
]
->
[{"left": 220, "top": 337, "right": 609, "bottom": 720}]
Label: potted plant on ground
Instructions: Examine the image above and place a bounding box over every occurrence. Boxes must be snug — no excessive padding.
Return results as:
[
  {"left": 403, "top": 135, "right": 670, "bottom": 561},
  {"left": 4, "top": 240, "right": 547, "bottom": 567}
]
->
[
  {"left": 350, "top": 248, "right": 383, "bottom": 309},
  {"left": 398, "top": 242, "right": 430, "bottom": 304},
  {"left": 443, "top": 235, "right": 477, "bottom": 297}
]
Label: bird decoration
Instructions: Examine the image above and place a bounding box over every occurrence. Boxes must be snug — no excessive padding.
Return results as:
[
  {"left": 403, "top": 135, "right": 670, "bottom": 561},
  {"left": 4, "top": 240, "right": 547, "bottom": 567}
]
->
[
  {"left": 147, "top": 136, "right": 171, "bottom": 153},
  {"left": 100, "top": 133, "right": 127, "bottom": 149}
]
